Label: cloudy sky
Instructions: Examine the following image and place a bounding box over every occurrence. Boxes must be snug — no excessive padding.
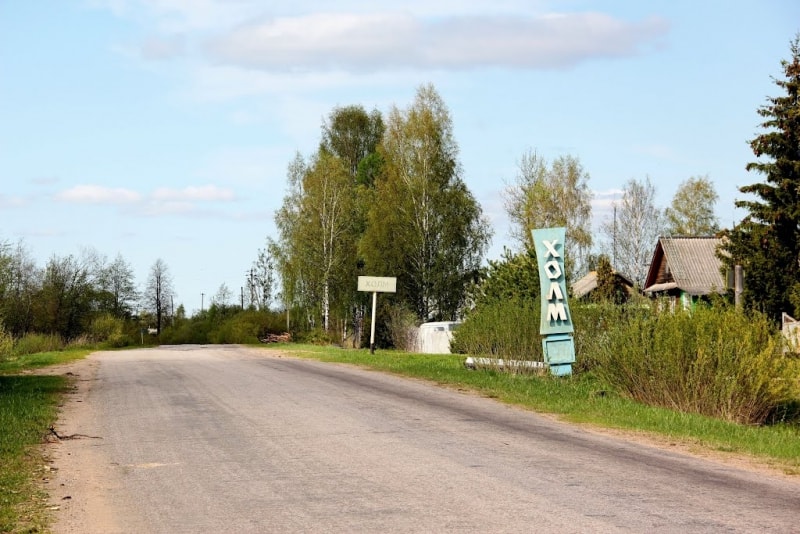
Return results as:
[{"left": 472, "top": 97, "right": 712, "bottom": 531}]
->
[{"left": 1, "top": 1, "right": 797, "bottom": 314}]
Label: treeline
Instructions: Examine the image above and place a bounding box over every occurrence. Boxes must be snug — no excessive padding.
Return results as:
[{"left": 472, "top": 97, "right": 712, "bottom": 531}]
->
[
  {"left": 0, "top": 243, "right": 282, "bottom": 356},
  {"left": 269, "top": 84, "right": 490, "bottom": 346}
]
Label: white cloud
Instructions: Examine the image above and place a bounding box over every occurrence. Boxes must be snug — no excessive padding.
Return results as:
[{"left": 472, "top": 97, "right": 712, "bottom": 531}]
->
[
  {"left": 150, "top": 184, "right": 235, "bottom": 201},
  {"left": 207, "top": 12, "right": 669, "bottom": 73},
  {"left": 55, "top": 185, "right": 142, "bottom": 204}
]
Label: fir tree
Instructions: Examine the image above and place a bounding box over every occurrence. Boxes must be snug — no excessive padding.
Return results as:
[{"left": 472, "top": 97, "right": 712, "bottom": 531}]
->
[{"left": 722, "top": 35, "right": 800, "bottom": 321}]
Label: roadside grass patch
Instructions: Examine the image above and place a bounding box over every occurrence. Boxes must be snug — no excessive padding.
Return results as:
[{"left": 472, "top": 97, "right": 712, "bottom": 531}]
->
[
  {"left": 0, "top": 375, "right": 68, "bottom": 533},
  {"left": 273, "top": 344, "right": 800, "bottom": 473},
  {"left": 0, "top": 349, "right": 92, "bottom": 375}
]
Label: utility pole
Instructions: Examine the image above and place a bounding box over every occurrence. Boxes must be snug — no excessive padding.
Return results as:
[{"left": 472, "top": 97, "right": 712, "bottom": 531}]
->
[{"left": 201, "top": 292, "right": 204, "bottom": 313}]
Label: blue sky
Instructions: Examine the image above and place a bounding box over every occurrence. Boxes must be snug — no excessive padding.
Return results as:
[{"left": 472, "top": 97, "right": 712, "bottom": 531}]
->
[{"left": 1, "top": 1, "right": 798, "bottom": 315}]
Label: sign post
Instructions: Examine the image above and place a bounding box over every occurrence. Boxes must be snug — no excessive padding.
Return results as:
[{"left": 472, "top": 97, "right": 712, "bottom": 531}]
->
[
  {"left": 532, "top": 227, "right": 576, "bottom": 376},
  {"left": 357, "top": 276, "right": 397, "bottom": 354}
]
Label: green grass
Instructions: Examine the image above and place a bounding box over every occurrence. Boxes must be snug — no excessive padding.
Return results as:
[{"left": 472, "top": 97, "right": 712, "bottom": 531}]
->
[
  {"left": 0, "top": 350, "right": 90, "bottom": 533},
  {"left": 0, "top": 375, "right": 68, "bottom": 533},
  {"left": 0, "top": 349, "right": 92, "bottom": 376},
  {"left": 272, "top": 344, "right": 800, "bottom": 473}
]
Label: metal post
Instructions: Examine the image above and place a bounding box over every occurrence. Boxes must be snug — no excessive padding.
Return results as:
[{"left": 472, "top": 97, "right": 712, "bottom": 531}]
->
[
  {"left": 734, "top": 265, "right": 743, "bottom": 309},
  {"left": 370, "top": 291, "right": 377, "bottom": 354}
]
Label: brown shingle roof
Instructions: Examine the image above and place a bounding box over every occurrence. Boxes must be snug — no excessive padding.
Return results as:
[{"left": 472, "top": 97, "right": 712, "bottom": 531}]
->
[{"left": 644, "top": 237, "right": 726, "bottom": 296}]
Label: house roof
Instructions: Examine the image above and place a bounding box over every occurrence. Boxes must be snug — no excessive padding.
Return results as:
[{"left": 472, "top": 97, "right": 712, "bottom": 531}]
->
[
  {"left": 643, "top": 236, "right": 726, "bottom": 296},
  {"left": 571, "top": 270, "right": 634, "bottom": 299}
]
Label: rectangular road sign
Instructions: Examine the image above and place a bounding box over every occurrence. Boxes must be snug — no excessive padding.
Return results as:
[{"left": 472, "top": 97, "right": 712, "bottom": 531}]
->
[{"left": 358, "top": 276, "right": 397, "bottom": 293}]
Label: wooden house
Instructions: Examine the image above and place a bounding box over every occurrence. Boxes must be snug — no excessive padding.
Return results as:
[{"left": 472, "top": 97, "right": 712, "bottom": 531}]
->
[
  {"left": 571, "top": 270, "right": 635, "bottom": 300},
  {"left": 643, "top": 236, "right": 726, "bottom": 308}
]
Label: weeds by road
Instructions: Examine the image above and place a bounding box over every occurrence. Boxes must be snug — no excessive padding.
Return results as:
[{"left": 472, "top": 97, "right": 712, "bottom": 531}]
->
[{"left": 0, "top": 350, "right": 87, "bottom": 533}]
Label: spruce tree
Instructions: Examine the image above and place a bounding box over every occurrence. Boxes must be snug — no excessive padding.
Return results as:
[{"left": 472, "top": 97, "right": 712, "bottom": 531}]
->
[{"left": 722, "top": 35, "right": 800, "bottom": 321}]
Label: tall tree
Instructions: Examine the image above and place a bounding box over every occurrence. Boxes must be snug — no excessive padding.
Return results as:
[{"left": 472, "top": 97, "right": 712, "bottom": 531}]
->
[
  {"left": 272, "top": 153, "right": 306, "bottom": 325},
  {"left": 320, "top": 105, "right": 385, "bottom": 181},
  {"left": 273, "top": 151, "right": 358, "bottom": 331},
  {"left": 601, "top": 176, "right": 665, "bottom": 287},
  {"left": 34, "top": 253, "right": 94, "bottom": 339},
  {"left": 247, "top": 245, "right": 275, "bottom": 311},
  {"left": 361, "top": 84, "right": 491, "bottom": 321},
  {"left": 0, "top": 242, "right": 40, "bottom": 335},
  {"left": 504, "top": 150, "right": 593, "bottom": 279},
  {"left": 721, "top": 35, "right": 800, "bottom": 320},
  {"left": 665, "top": 175, "right": 720, "bottom": 236},
  {"left": 96, "top": 253, "right": 138, "bottom": 318},
  {"left": 144, "top": 258, "right": 174, "bottom": 335}
]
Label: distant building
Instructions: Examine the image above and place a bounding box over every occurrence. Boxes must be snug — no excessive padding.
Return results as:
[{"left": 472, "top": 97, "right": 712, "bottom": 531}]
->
[
  {"left": 571, "top": 270, "right": 635, "bottom": 301},
  {"left": 643, "top": 236, "right": 726, "bottom": 309}
]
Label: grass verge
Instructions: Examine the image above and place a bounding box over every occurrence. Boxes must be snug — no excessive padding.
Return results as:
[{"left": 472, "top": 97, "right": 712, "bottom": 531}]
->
[
  {"left": 0, "top": 350, "right": 89, "bottom": 533},
  {"left": 271, "top": 344, "right": 800, "bottom": 475}
]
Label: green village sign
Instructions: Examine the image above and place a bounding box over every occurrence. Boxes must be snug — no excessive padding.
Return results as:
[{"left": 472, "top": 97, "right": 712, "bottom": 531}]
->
[{"left": 532, "top": 227, "right": 576, "bottom": 376}]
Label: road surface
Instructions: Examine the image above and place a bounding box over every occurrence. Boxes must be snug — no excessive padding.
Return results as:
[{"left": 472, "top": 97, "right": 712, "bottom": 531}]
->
[{"left": 47, "top": 345, "right": 800, "bottom": 533}]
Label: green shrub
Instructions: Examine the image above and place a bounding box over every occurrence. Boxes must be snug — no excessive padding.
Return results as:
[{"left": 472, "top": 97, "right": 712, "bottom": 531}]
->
[
  {"left": 452, "top": 299, "right": 542, "bottom": 362},
  {"left": 0, "top": 324, "right": 13, "bottom": 362},
  {"left": 386, "top": 304, "right": 419, "bottom": 351},
  {"left": 13, "top": 333, "right": 63, "bottom": 357},
  {"left": 89, "top": 314, "right": 128, "bottom": 347},
  {"left": 591, "top": 303, "right": 797, "bottom": 425}
]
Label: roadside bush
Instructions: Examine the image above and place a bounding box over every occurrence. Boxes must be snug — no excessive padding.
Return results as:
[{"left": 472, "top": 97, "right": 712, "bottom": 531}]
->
[
  {"left": 387, "top": 304, "right": 419, "bottom": 352},
  {"left": 89, "top": 314, "right": 128, "bottom": 347},
  {"left": 13, "top": 333, "right": 63, "bottom": 357},
  {"left": 452, "top": 299, "right": 542, "bottom": 363},
  {"left": 591, "top": 303, "right": 797, "bottom": 425},
  {"left": 0, "top": 324, "right": 13, "bottom": 361}
]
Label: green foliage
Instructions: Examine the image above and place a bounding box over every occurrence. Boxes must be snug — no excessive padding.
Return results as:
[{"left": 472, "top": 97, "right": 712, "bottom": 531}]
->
[
  {"left": 13, "top": 333, "right": 64, "bottom": 357},
  {"left": 589, "top": 304, "right": 796, "bottom": 425},
  {"left": 665, "top": 175, "right": 720, "bottom": 236},
  {"left": 0, "top": 324, "right": 13, "bottom": 362},
  {"left": 361, "top": 84, "right": 490, "bottom": 321},
  {"left": 386, "top": 304, "right": 419, "bottom": 351},
  {"left": 470, "top": 247, "right": 539, "bottom": 307},
  {"left": 591, "top": 255, "right": 630, "bottom": 304},
  {"left": 452, "top": 299, "right": 542, "bottom": 362},
  {"left": 89, "top": 313, "right": 128, "bottom": 347},
  {"left": 504, "top": 150, "right": 593, "bottom": 278},
  {"left": 721, "top": 35, "right": 800, "bottom": 322},
  {"left": 0, "top": 375, "right": 67, "bottom": 533},
  {"left": 320, "top": 105, "right": 384, "bottom": 179},
  {"left": 161, "top": 308, "right": 287, "bottom": 345}
]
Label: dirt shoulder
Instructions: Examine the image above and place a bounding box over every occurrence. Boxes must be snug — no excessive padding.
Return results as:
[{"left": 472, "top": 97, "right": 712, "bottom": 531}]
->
[{"left": 38, "top": 354, "right": 130, "bottom": 534}]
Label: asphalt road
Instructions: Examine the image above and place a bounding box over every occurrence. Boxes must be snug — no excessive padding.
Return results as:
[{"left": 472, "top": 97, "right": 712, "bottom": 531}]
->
[{"left": 49, "top": 345, "right": 800, "bottom": 533}]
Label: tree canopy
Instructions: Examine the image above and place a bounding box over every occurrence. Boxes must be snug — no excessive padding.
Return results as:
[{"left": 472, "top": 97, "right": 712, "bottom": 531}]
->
[
  {"left": 721, "top": 35, "right": 800, "bottom": 321},
  {"left": 361, "top": 84, "right": 491, "bottom": 322},
  {"left": 665, "top": 176, "right": 720, "bottom": 236},
  {"left": 504, "top": 150, "right": 593, "bottom": 279}
]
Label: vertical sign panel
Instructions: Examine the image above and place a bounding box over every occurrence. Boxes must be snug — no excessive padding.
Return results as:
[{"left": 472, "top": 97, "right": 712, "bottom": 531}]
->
[
  {"left": 532, "top": 227, "right": 575, "bottom": 376},
  {"left": 532, "top": 227, "right": 574, "bottom": 335}
]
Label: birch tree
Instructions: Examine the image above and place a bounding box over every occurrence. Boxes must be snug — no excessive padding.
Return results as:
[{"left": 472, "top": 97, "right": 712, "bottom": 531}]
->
[
  {"left": 361, "top": 84, "right": 490, "bottom": 321},
  {"left": 665, "top": 176, "right": 719, "bottom": 236},
  {"left": 601, "top": 176, "right": 665, "bottom": 288},
  {"left": 504, "top": 150, "right": 593, "bottom": 279},
  {"left": 273, "top": 151, "right": 357, "bottom": 331}
]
